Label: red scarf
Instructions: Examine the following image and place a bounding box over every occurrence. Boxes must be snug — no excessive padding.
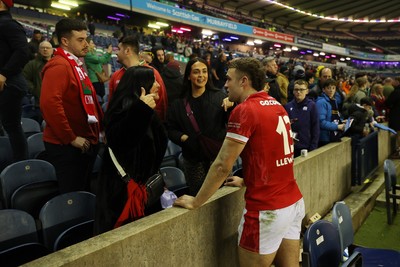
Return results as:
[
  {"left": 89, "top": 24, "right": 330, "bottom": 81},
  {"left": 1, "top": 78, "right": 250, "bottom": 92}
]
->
[
  {"left": 114, "top": 180, "right": 148, "bottom": 228},
  {"left": 53, "top": 48, "right": 99, "bottom": 124}
]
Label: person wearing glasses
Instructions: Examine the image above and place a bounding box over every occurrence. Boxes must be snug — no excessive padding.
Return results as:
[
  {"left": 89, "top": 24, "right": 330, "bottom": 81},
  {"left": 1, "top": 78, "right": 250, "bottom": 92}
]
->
[
  {"left": 23, "top": 41, "right": 53, "bottom": 122},
  {"left": 284, "top": 80, "right": 320, "bottom": 157}
]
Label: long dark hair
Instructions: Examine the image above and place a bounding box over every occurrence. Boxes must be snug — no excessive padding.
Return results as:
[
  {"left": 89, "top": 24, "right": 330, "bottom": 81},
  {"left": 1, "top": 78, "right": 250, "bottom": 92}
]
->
[
  {"left": 181, "top": 57, "right": 217, "bottom": 98},
  {"left": 104, "top": 66, "right": 155, "bottom": 127}
]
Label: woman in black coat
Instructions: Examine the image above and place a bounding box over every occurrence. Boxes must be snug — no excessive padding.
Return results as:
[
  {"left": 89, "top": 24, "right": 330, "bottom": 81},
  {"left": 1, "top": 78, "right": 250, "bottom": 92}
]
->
[
  {"left": 94, "top": 66, "right": 168, "bottom": 234},
  {"left": 386, "top": 87, "right": 400, "bottom": 156},
  {"left": 167, "top": 57, "right": 228, "bottom": 196}
]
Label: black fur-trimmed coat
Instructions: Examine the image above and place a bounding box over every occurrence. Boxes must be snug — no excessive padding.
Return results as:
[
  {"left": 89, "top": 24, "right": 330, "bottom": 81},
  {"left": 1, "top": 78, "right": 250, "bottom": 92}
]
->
[{"left": 94, "top": 100, "right": 168, "bottom": 234}]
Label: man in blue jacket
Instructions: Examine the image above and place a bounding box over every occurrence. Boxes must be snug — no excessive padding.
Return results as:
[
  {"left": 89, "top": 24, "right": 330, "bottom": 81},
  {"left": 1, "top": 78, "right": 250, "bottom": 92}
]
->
[
  {"left": 285, "top": 80, "right": 320, "bottom": 157},
  {"left": 0, "top": 0, "right": 30, "bottom": 160}
]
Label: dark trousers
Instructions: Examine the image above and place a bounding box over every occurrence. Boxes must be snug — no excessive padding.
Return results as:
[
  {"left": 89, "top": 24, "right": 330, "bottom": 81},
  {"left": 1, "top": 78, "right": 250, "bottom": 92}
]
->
[
  {"left": 0, "top": 82, "right": 28, "bottom": 161},
  {"left": 92, "top": 82, "right": 105, "bottom": 99},
  {"left": 44, "top": 142, "right": 99, "bottom": 194}
]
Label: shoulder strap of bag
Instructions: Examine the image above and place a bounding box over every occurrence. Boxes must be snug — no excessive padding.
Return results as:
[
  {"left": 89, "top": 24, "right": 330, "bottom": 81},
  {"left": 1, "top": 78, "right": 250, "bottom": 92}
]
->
[
  {"left": 108, "top": 147, "right": 131, "bottom": 183},
  {"left": 184, "top": 99, "right": 201, "bottom": 134}
]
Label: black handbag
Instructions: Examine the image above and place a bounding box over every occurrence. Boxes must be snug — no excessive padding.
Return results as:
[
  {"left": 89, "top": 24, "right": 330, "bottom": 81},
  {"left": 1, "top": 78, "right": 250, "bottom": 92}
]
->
[
  {"left": 108, "top": 147, "right": 164, "bottom": 208},
  {"left": 144, "top": 172, "right": 164, "bottom": 208},
  {"left": 183, "top": 99, "right": 223, "bottom": 161}
]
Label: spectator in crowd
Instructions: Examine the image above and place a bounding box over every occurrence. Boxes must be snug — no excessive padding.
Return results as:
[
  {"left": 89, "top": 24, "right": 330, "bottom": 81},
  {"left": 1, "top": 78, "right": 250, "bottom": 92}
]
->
[
  {"left": 0, "top": 0, "right": 30, "bottom": 161},
  {"left": 262, "top": 56, "right": 282, "bottom": 103},
  {"left": 164, "top": 52, "right": 174, "bottom": 64},
  {"left": 342, "top": 76, "right": 369, "bottom": 117},
  {"left": 161, "top": 60, "right": 184, "bottom": 107},
  {"left": 167, "top": 57, "right": 227, "bottom": 195},
  {"left": 287, "top": 64, "right": 306, "bottom": 103},
  {"left": 355, "top": 72, "right": 370, "bottom": 95},
  {"left": 203, "top": 52, "right": 212, "bottom": 67},
  {"left": 176, "top": 37, "right": 185, "bottom": 54},
  {"left": 22, "top": 40, "right": 53, "bottom": 123},
  {"left": 370, "top": 83, "right": 386, "bottom": 117},
  {"left": 386, "top": 84, "right": 400, "bottom": 159},
  {"left": 211, "top": 51, "right": 228, "bottom": 90},
  {"left": 341, "top": 75, "right": 354, "bottom": 95},
  {"left": 108, "top": 36, "right": 168, "bottom": 122},
  {"left": 88, "top": 20, "right": 95, "bottom": 36},
  {"left": 28, "top": 29, "right": 43, "bottom": 59},
  {"left": 174, "top": 57, "right": 305, "bottom": 267},
  {"left": 285, "top": 80, "right": 319, "bottom": 157},
  {"left": 95, "top": 66, "right": 167, "bottom": 234},
  {"left": 310, "top": 67, "right": 344, "bottom": 108},
  {"left": 276, "top": 61, "right": 290, "bottom": 105},
  {"left": 151, "top": 46, "right": 166, "bottom": 74},
  {"left": 316, "top": 78, "right": 345, "bottom": 147},
  {"left": 192, "top": 42, "right": 201, "bottom": 57},
  {"left": 382, "top": 77, "right": 394, "bottom": 99},
  {"left": 183, "top": 42, "right": 193, "bottom": 58},
  {"left": 139, "top": 49, "right": 154, "bottom": 65},
  {"left": 84, "top": 38, "right": 112, "bottom": 99},
  {"left": 344, "top": 97, "right": 375, "bottom": 138},
  {"left": 40, "top": 18, "right": 103, "bottom": 193},
  {"left": 49, "top": 31, "right": 59, "bottom": 48}
]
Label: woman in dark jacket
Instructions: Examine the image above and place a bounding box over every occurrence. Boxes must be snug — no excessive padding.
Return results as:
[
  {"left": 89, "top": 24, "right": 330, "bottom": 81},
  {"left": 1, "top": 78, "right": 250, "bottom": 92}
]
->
[
  {"left": 167, "top": 57, "right": 227, "bottom": 196},
  {"left": 95, "top": 66, "right": 168, "bottom": 234}
]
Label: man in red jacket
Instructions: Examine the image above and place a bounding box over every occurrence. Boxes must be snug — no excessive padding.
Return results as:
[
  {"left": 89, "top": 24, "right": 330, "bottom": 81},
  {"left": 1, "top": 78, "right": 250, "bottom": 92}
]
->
[
  {"left": 41, "top": 18, "right": 103, "bottom": 193},
  {"left": 108, "top": 36, "right": 168, "bottom": 122}
]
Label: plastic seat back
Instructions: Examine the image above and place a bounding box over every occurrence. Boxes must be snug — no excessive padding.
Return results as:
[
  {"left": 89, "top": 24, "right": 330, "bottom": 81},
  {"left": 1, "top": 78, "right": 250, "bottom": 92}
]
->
[
  {"left": 383, "top": 159, "right": 400, "bottom": 224},
  {"left": 0, "top": 159, "right": 57, "bottom": 208},
  {"left": 39, "top": 191, "right": 96, "bottom": 251},
  {"left": 11, "top": 180, "right": 59, "bottom": 218},
  {"left": 303, "top": 220, "right": 342, "bottom": 267},
  {"left": 0, "top": 209, "right": 39, "bottom": 251},
  {"left": 54, "top": 220, "right": 94, "bottom": 251},
  {"left": 27, "top": 132, "right": 45, "bottom": 159},
  {"left": 160, "top": 166, "right": 188, "bottom": 193},
  {"left": 332, "top": 202, "right": 354, "bottom": 256},
  {"left": 21, "top": 118, "right": 41, "bottom": 138},
  {"left": 0, "top": 136, "right": 12, "bottom": 174}
]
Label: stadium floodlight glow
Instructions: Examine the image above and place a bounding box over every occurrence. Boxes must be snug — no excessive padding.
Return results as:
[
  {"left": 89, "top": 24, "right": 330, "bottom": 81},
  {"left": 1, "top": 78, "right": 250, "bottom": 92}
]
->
[
  {"left": 230, "top": 36, "right": 239, "bottom": 40},
  {"left": 319, "top": 52, "right": 325, "bottom": 56},
  {"left": 180, "top": 27, "right": 191, "bottom": 32},
  {"left": 346, "top": 57, "right": 351, "bottom": 60},
  {"left": 107, "top": 16, "right": 120, "bottom": 21},
  {"left": 156, "top": 22, "right": 169, "bottom": 27},
  {"left": 148, "top": 23, "right": 160, "bottom": 29},
  {"left": 266, "top": 0, "right": 391, "bottom": 23},
  {"left": 51, "top": 2, "right": 71, "bottom": 10},
  {"left": 247, "top": 41, "right": 255, "bottom": 46},
  {"left": 291, "top": 46, "right": 298, "bottom": 51},
  {"left": 201, "top": 29, "right": 213, "bottom": 36},
  {"left": 313, "top": 53, "right": 319, "bottom": 57},
  {"left": 340, "top": 58, "right": 346, "bottom": 61},
  {"left": 254, "top": 39, "right": 263, "bottom": 44},
  {"left": 58, "top": 0, "right": 78, "bottom": 7},
  {"left": 331, "top": 54, "right": 336, "bottom": 58},
  {"left": 274, "top": 43, "right": 281, "bottom": 48},
  {"left": 283, "top": 47, "right": 291, "bottom": 52},
  {"left": 223, "top": 38, "right": 232, "bottom": 42}
]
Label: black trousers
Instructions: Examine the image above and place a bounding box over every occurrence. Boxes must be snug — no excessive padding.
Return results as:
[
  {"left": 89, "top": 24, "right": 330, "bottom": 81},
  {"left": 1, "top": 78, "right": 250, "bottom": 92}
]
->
[
  {"left": 44, "top": 142, "right": 99, "bottom": 194},
  {"left": 0, "top": 75, "right": 28, "bottom": 161}
]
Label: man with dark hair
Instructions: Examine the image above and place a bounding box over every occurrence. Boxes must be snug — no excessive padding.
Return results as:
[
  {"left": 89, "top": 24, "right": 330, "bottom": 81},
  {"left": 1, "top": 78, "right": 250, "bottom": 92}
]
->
[
  {"left": 175, "top": 57, "right": 305, "bottom": 267},
  {"left": 262, "top": 56, "right": 282, "bottom": 103},
  {"left": 211, "top": 52, "right": 227, "bottom": 89},
  {"left": 28, "top": 29, "right": 43, "bottom": 59},
  {"left": 0, "top": 0, "right": 30, "bottom": 161},
  {"left": 40, "top": 18, "right": 103, "bottom": 193},
  {"left": 108, "top": 35, "right": 168, "bottom": 121}
]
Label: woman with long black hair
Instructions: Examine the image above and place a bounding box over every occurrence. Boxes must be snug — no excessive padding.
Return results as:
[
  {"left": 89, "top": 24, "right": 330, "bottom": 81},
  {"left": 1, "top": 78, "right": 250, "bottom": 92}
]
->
[
  {"left": 94, "top": 66, "right": 168, "bottom": 234},
  {"left": 167, "top": 57, "right": 228, "bottom": 196}
]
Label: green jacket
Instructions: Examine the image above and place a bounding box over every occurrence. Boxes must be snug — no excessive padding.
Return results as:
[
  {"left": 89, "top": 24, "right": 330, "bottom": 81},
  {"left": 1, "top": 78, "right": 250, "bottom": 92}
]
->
[
  {"left": 22, "top": 54, "right": 49, "bottom": 107},
  {"left": 84, "top": 49, "right": 111, "bottom": 83}
]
